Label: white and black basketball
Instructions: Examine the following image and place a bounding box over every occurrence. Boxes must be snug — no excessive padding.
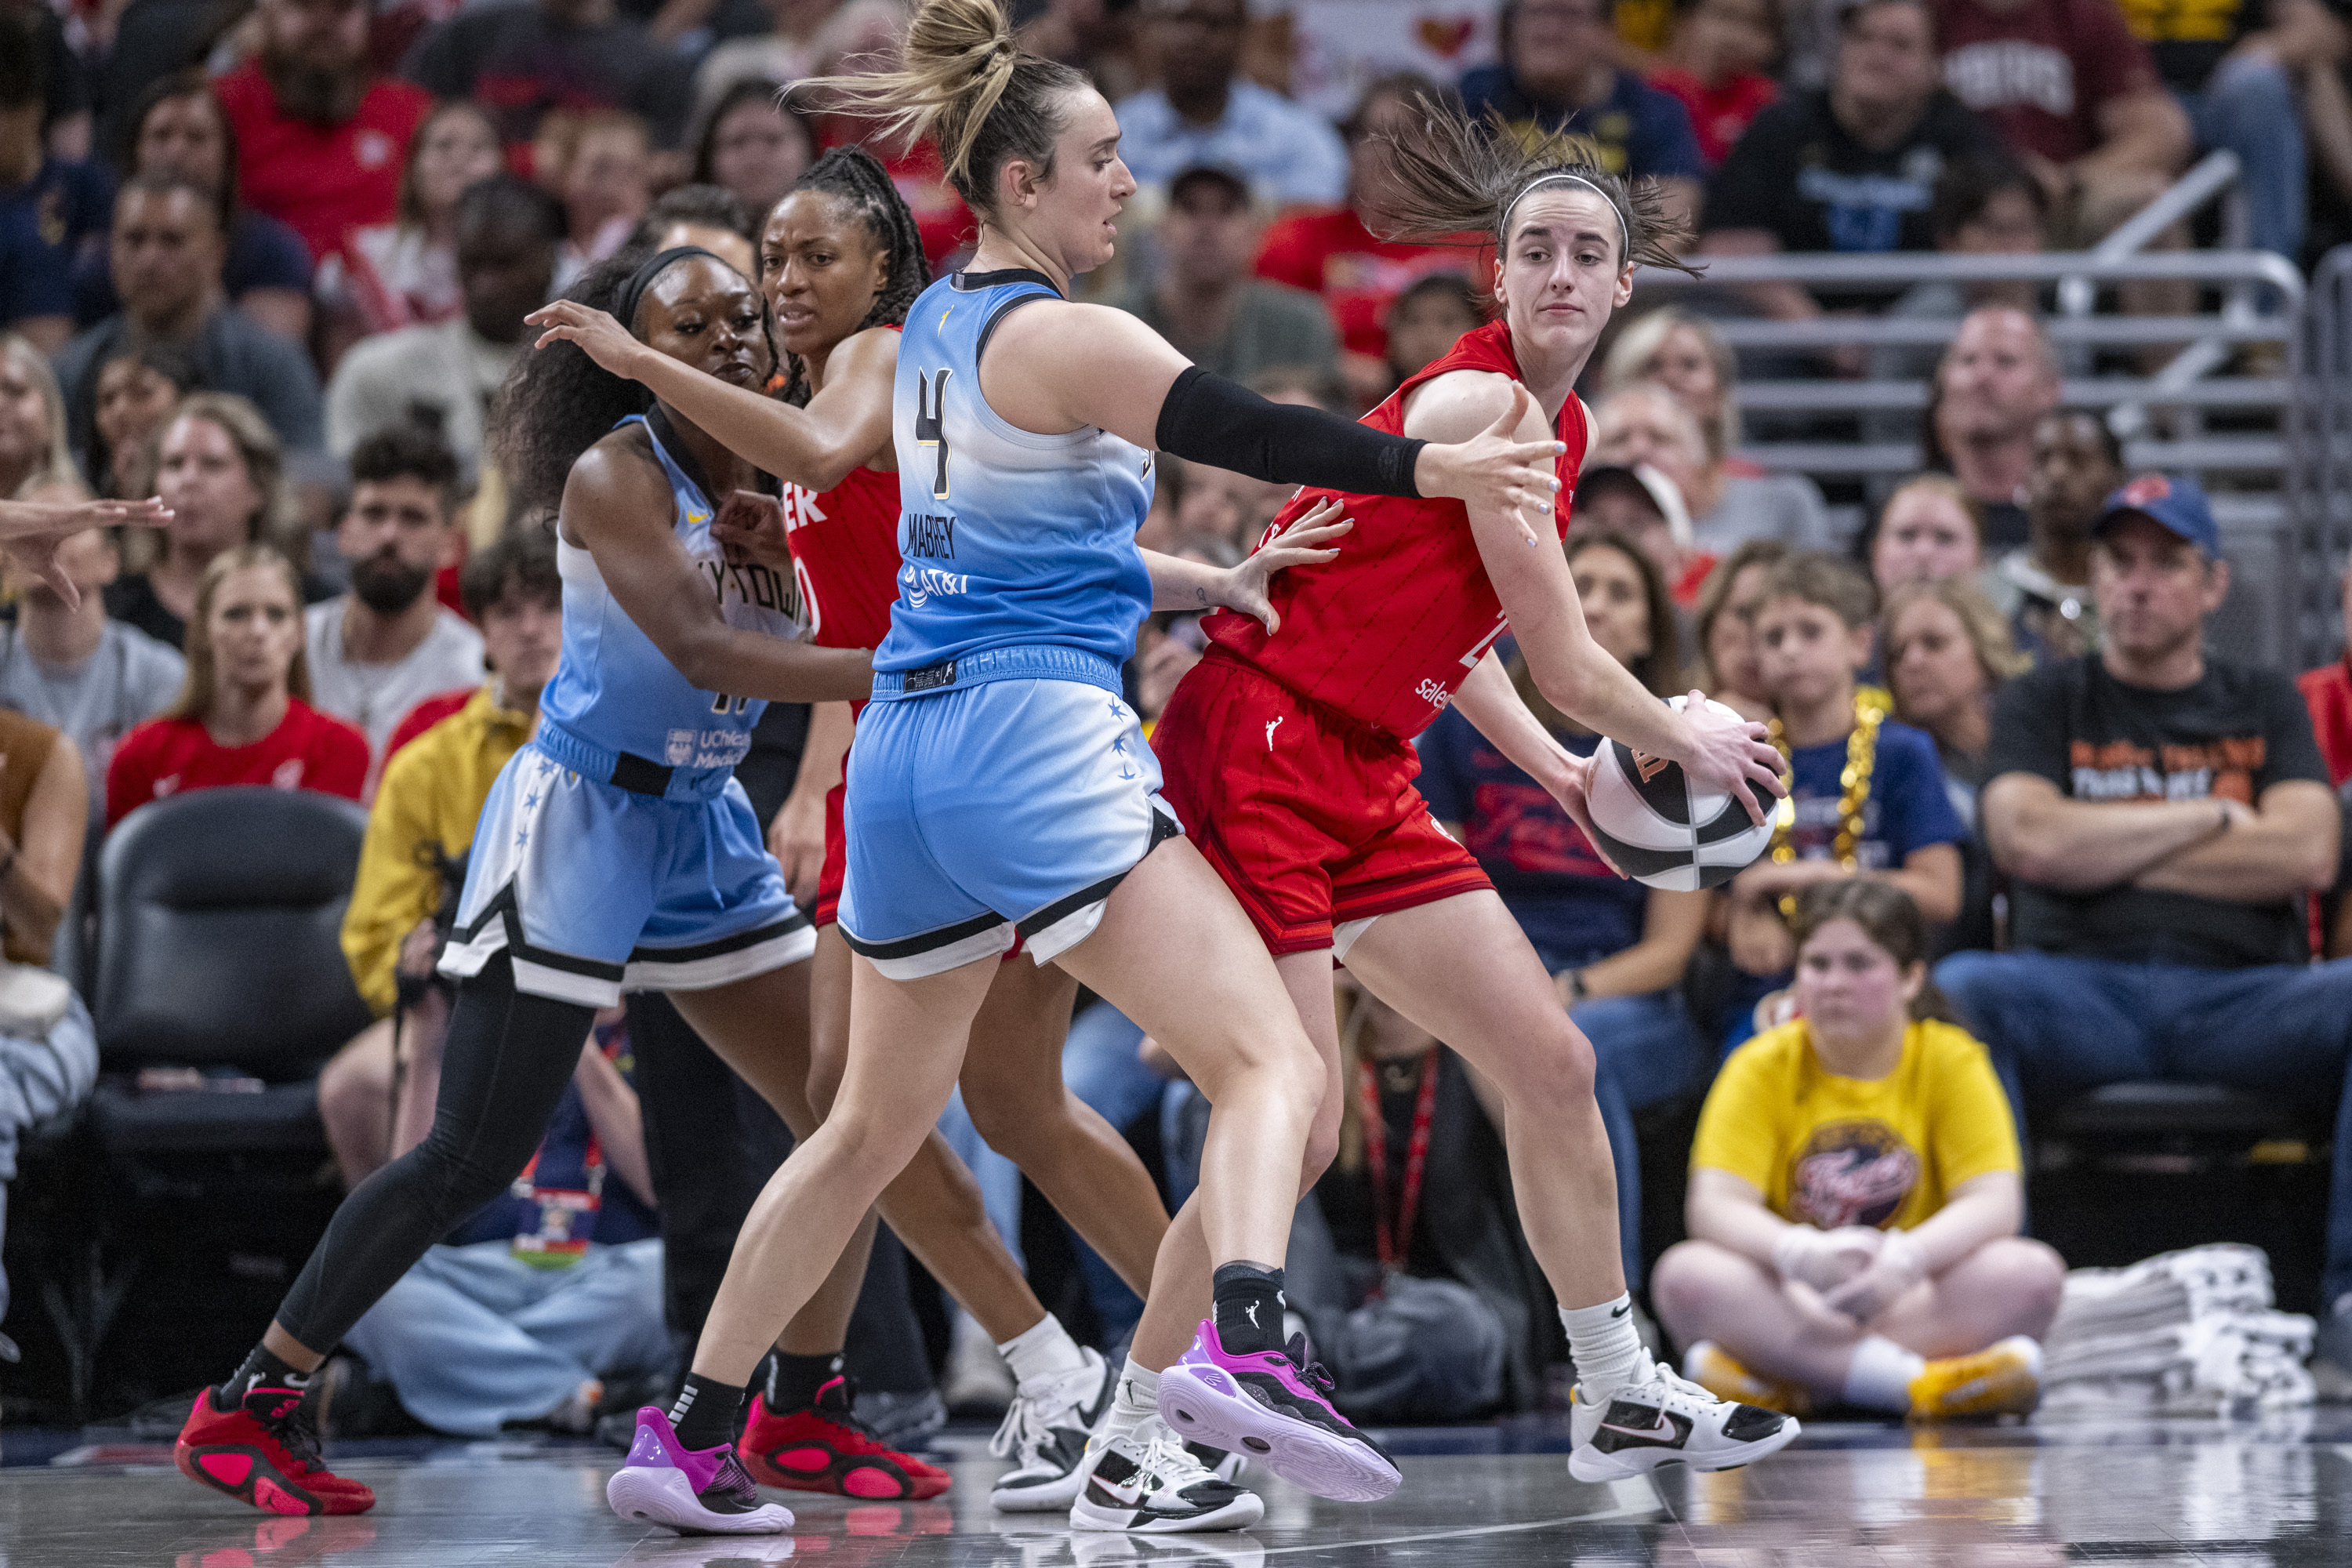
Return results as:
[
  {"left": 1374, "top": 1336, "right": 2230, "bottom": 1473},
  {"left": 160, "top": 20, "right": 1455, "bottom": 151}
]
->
[{"left": 1585, "top": 695, "right": 1776, "bottom": 891}]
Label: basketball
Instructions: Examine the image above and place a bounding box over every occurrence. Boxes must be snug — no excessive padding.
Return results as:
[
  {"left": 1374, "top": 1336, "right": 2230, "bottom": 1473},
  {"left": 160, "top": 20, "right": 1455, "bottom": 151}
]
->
[{"left": 1584, "top": 696, "right": 1777, "bottom": 891}]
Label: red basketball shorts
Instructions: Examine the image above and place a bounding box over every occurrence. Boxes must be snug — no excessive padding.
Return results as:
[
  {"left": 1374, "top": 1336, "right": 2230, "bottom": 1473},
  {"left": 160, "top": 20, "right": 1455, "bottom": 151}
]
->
[
  {"left": 814, "top": 779, "right": 850, "bottom": 930},
  {"left": 1152, "top": 649, "right": 1490, "bottom": 957}
]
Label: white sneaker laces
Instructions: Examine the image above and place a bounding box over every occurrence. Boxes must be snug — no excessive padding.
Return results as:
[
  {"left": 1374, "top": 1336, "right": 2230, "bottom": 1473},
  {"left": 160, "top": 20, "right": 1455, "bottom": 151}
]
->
[{"left": 988, "top": 1362, "right": 1097, "bottom": 1462}]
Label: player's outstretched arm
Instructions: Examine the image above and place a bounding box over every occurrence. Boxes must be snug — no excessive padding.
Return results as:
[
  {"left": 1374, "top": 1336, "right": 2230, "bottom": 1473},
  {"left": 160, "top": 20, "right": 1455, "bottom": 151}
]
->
[
  {"left": 979, "top": 303, "right": 1559, "bottom": 520},
  {"left": 1406, "top": 368, "right": 1784, "bottom": 822},
  {"left": 1450, "top": 649, "right": 1621, "bottom": 876},
  {"left": 0, "top": 496, "right": 172, "bottom": 607},
  {"left": 561, "top": 436, "right": 873, "bottom": 705},
  {"left": 1141, "top": 499, "right": 1352, "bottom": 633},
  {"left": 529, "top": 300, "right": 897, "bottom": 492}
]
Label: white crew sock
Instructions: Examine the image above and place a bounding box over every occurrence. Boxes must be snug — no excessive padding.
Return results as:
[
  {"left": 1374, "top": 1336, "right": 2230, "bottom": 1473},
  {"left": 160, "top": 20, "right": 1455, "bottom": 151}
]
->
[
  {"left": 998, "top": 1313, "right": 1089, "bottom": 1388},
  {"left": 1101, "top": 1356, "right": 1160, "bottom": 1443},
  {"left": 1841, "top": 1334, "right": 1926, "bottom": 1413},
  {"left": 1561, "top": 1295, "right": 1647, "bottom": 1401}
]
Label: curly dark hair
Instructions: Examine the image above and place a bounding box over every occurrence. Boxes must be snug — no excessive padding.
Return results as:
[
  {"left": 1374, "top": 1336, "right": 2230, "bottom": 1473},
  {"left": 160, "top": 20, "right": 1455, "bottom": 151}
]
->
[
  {"left": 493, "top": 248, "right": 782, "bottom": 521},
  {"left": 774, "top": 146, "right": 931, "bottom": 408}
]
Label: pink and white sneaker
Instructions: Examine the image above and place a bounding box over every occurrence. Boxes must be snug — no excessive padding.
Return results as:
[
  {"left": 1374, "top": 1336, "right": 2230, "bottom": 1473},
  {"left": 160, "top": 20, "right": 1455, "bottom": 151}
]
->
[
  {"left": 1156, "top": 1322, "right": 1400, "bottom": 1502},
  {"left": 606, "top": 1406, "right": 794, "bottom": 1535}
]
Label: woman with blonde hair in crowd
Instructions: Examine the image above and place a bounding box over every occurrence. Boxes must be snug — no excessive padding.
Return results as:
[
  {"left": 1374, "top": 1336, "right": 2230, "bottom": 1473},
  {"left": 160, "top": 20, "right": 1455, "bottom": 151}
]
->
[
  {"left": 105, "top": 543, "right": 367, "bottom": 829},
  {"left": 1599, "top": 307, "right": 1752, "bottom": 475},
  {"left": 1869, "top": 474, "right": 1986, "bottom": 596},
  {"left": 0, "top": 336, "right": 78, "bottom": 503},
  {"left": 1691, "top": 538, "right": 1790, "bottom": 721},
  {"left": 107, "top": 393, "right": 314, "bottom": 651},
  {"left": 1653, "top": 878, "right": 2063, "bottom": 1421},
  {"left": 1884, "top": 576, "right": 2030, "bottom": 954},
  {"left": 1593, "top": 379, "right": 1830, "bottom": 556}
]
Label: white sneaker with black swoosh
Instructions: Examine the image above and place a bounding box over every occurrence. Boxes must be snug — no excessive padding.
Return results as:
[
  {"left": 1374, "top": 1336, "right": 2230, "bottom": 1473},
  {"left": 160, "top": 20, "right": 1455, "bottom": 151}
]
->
[
  {"left": 991, "top": 1346, "right": 1120, "bottom": 1512},
  {"left": 1567, "top": 1352, "right": 1800, "bottom": 1482},
  {"left": 1069, "top": 1417, "right": 1266, "bottom": 1534}
]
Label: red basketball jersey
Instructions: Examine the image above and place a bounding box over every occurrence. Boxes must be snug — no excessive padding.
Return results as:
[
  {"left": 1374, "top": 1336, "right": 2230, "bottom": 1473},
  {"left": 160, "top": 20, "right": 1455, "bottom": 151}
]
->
[
  {"left": 782, "top": 463, "right": 902, "bottom": 652},
  {"left": 1201, "top": 319, "right": 1588, "bottom": 741}
]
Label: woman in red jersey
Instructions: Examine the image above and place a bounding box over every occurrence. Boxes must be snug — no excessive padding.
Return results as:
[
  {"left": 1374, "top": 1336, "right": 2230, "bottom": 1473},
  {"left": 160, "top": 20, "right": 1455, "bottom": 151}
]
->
[
  {"left": 1146, "top": 113, "right": 1804, "bottom": 1486},
  {"left": 107, "top": 543, "right": 368, "bottom": 829},
  {"left": 535, "top": 146, "right": 1313, "bottom": 1517}
]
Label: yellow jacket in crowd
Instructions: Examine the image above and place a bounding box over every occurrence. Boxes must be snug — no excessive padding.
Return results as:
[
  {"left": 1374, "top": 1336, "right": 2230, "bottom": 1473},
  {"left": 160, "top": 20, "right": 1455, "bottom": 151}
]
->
[{"left": 340, "top": 687, "right": 535, "bottom": 1016}]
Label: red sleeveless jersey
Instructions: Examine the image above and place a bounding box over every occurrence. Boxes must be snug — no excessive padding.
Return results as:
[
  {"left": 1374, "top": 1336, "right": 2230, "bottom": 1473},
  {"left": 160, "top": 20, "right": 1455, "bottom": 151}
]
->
[
  {"left": 782, "top": 463, "right": 901, "bottom": 652},
  {"left": 1200, "top": 319, "right": 1588, "bottom": 741}
]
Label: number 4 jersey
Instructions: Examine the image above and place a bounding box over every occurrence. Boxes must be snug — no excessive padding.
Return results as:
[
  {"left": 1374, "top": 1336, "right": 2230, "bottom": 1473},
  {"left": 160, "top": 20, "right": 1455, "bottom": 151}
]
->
[
  {"left": 1202, "top": 318, "right": 1588, "bottom": 742},
  {"left": 875, "top": 268, "right": 1154, "bottom": 694}
]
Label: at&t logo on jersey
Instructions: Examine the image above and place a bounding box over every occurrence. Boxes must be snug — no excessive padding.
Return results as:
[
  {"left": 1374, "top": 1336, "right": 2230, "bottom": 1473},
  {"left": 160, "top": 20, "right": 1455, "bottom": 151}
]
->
[{"left": 902, "top": 563, "right": 969, "bottom": 608}]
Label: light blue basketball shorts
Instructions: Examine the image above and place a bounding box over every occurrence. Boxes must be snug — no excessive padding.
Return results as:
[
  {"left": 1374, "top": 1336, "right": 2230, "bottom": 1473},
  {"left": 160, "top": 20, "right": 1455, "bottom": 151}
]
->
[
  {"left": 439, "top": 742, "right": 815, "bottom": 1007},
  {"left": 839, "top": 675, "right": 1182, "bottom": 980}
]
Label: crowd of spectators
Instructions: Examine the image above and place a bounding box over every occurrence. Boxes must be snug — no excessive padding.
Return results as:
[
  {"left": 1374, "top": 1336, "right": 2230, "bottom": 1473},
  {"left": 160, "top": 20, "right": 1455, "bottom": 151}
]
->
[{"left": 2, "top": 0, "right": 2352, "bottom": 1432}]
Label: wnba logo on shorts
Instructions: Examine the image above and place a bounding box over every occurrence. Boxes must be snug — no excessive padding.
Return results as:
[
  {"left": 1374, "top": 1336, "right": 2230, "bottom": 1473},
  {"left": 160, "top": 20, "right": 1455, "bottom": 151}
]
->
[{"left": 1631, "top": 750, "right": 1670, "bottom": 782}]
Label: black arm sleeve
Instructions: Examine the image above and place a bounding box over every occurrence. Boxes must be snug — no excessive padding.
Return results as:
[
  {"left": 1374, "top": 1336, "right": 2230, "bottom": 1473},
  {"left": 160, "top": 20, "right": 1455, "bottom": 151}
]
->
[{"left": 1154, "top": 365, "right": 1427, "bottom": 499}]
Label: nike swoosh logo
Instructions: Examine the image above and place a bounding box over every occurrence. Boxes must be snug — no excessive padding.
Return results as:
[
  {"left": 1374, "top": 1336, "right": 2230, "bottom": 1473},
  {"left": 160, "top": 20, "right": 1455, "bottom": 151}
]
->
[
  {"left": 1610, "top": 1303, "right": 1632, "bottom": 1318},
  {"left": 1599, "top": 1411, "right": 1677, "bottom": 1442}
]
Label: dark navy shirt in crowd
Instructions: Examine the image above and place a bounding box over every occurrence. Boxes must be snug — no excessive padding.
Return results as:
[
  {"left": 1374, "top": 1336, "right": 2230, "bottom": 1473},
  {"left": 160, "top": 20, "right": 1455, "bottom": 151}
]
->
[
  {"left": 72, "top": 208, "right": 314, "bottom": 328},
  {"left": 1703, "top": 89, "right": 2009, "bottom": 266},
  {"left": 445, "top": 1025, "right": 658, "bottom": 1252},
  {"left": 1783, "top": 717, "right": 1966, "bottom": 870},
  {"left": 0, "top": 159, "right": 113, "bottom": 331},
  {"left": 1986, "top": 655, "right": 2329, "bottom": 968},
  {"left": 1416, "top": 706, "right": 1648, "bottom": 970},
  {"left": 1457, "top": 67, "right": 1707, "bottom": 183}
]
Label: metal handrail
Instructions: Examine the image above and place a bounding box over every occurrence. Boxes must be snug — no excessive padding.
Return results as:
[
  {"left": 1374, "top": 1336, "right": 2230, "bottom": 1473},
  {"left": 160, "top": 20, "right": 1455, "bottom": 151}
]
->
[
  {"left": 1638, "top": 249, "right": 2305, "bottom": 296},
  {"left": 2090, "top": 151, "right": 2241, "bottom": 260}
]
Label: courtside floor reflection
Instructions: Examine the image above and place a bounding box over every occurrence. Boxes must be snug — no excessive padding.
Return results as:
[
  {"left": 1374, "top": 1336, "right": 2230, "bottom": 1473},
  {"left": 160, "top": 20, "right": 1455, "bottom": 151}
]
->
[{"left": 6, "top": 1412, "right": 2352, "bottom": 1564}]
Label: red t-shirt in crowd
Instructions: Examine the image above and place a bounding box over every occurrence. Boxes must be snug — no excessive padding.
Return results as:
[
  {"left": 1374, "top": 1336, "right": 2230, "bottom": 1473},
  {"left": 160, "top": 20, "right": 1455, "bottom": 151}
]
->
[
  {"left": 2299, "top": 657, "right": 2352, "bottom": 788},
  {"left": 1648, "top": 68, "right": 1779, "bottom": 171},
  {"left": 106, "top": 698, "right": 370, "bottom": 829},
  {"left": 214, "top": 66, "right": 434, "bottom": 265},
  {"left": 1254, "top": 208, "right": 1470, "bottom": 361},
  {"left": 383, "top": 688, "right": 477, "bottom": 764},
  {"left": 1933, "top": 0, "right": 2161, "bottom": 166},
  {"left": 1203, "top": 318, "right": 1588, "bottom": 740}
]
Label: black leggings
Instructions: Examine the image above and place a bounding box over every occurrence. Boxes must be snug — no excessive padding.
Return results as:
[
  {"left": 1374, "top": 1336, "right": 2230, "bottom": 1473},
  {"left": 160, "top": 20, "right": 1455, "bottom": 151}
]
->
[{"left": 276, "top": 956, "right": 595, "bottom": 1352}]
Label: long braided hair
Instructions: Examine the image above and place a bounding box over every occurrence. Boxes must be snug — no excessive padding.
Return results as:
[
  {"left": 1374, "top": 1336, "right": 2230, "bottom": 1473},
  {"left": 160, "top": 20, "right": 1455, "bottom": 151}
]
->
[{"left": 774, "top": 145, "right": 931, "bottom": 408}]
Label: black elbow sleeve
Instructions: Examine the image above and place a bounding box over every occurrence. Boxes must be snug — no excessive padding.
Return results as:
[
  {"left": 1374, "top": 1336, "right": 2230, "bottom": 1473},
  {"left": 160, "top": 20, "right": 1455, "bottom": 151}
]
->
[{"left": 1154, "top": 365, "right": 1425, "bottom": 499}]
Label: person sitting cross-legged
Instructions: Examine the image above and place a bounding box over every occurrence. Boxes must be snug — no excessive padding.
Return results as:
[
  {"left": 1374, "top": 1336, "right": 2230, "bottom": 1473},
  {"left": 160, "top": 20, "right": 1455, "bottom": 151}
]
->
[{"left": 1653, "top": 878, "right": 2065, "bottom": 1419}]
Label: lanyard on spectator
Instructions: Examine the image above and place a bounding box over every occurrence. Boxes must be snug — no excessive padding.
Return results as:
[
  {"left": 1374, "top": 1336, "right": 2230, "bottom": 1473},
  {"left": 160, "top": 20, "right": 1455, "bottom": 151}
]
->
[{"left": 1358, "top": 1047, "right": 1439, "bottom": 1285}]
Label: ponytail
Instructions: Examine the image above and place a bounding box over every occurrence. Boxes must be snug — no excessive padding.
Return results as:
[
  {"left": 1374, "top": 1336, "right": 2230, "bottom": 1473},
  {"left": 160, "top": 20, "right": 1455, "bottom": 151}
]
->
[
  {"left": 1376, "top": 106, "right": 1698, "bottom": 276},
  {"left": 794, "top": 0, "right": 1087, "bottom": 216}
]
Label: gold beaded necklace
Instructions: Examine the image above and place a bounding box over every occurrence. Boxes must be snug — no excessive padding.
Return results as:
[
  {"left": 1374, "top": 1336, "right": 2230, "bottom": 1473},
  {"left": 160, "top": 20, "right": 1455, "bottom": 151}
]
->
[{"left": 1766, "top": 690, "right": 1889, "bottom": 919}]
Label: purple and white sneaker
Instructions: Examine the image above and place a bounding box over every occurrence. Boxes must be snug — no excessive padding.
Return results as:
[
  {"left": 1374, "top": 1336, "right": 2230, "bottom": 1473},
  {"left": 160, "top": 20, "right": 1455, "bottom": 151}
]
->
[
  {"left": 606, "top": 1406, "right": 794, "bottom": 1535},
  {"left": 1156, "top": 1321, "right": 1399, "bottom": 1502}
]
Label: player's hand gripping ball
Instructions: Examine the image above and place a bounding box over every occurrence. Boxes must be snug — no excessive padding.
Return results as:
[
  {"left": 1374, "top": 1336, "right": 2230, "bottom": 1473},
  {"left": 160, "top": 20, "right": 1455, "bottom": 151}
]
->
[{"left": 1585, "top": 695, "right": 1777, "bottom": 891}]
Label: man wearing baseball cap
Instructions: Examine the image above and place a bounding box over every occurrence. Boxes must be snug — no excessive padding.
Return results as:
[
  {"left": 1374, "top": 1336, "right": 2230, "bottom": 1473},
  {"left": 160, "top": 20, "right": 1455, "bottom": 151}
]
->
[{"left": 1937, "top": 473, "right": 2352, "bottom": 1392}]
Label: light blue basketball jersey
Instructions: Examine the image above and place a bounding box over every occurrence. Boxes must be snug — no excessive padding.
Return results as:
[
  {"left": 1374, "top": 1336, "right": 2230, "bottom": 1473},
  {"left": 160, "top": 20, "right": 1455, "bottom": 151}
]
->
[
  {"left": 874, "top": 269, "right": 1155, "bottom": 696},
  {"left": 536, "top": 413, "right": 805, "bottom": 784}
]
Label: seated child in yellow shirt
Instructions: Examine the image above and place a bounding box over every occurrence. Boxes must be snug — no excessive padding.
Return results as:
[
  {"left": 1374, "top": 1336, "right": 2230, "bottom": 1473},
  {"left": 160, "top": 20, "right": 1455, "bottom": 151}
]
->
[{"left": 1652, "top": 878, "right": 2064, "bottom": 1417}]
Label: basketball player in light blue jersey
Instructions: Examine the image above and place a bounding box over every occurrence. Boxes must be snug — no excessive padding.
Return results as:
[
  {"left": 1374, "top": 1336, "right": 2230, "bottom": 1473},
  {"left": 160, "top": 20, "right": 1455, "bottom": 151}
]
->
[
  {"left": 586, "top": 0, "right": 1579, "bottom": 1535},
  {"left": 173, "top": 244, "right": 886, "bottom": 1524}
]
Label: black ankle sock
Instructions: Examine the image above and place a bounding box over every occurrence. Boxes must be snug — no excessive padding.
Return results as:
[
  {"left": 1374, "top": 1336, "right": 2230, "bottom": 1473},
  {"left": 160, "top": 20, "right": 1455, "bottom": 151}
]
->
[
  {"left": 766, "top": 1351, "right": 846, "bottom": 1414},
  {"left": 670, "top": 1372, "right": 747, "bottom": 1452},
  {"left": 216, "top": 1345, "right": 311, "bottom": 1406},
  {"left": 1212, "top": 1261, "right": 1287, "bottom": 1356}
]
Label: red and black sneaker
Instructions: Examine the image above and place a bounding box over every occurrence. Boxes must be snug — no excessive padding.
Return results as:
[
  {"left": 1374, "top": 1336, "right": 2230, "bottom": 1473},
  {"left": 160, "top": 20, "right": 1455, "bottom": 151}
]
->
[
  {"left": 739, "top": 1376, "right": 951, "bottom": 1501},
  {"left": 176, "top": 1384, "right": 376, "bottom": 1516}
]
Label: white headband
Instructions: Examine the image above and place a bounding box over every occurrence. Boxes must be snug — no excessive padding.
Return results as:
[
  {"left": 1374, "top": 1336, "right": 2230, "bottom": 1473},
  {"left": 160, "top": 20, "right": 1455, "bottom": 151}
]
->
[{"left": 1500, "top": 172, "right": 1628, "bottom": 261}]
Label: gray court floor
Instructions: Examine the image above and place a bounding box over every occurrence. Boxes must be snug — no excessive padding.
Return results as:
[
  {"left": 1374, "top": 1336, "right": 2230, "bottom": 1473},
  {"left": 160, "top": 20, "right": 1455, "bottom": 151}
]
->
[{"left": 4, "top": 1413, "right": 2349, "bottom": 1565}]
